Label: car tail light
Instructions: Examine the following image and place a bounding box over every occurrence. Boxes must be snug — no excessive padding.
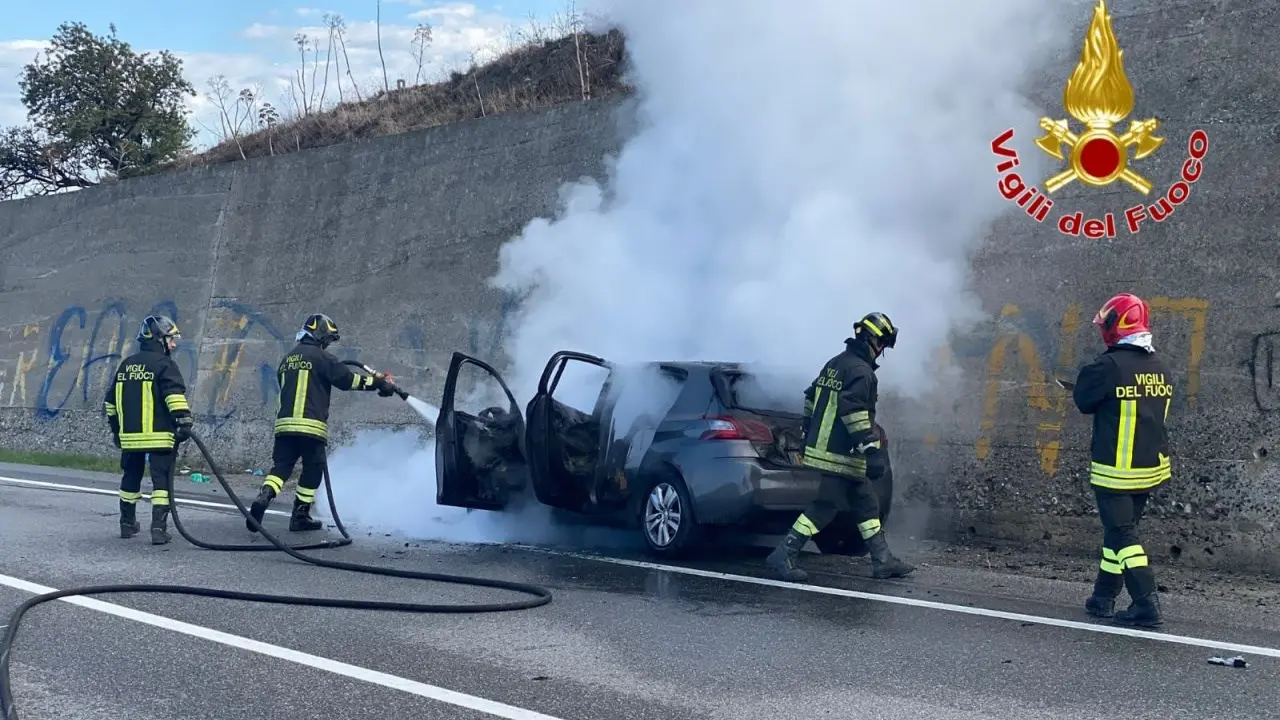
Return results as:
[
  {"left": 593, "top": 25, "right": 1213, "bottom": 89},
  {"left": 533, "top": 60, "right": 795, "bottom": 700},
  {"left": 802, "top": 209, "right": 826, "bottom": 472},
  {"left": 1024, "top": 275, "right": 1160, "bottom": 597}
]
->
[{"left": 700, "top": 416, "right": 774, "bottom": 443}]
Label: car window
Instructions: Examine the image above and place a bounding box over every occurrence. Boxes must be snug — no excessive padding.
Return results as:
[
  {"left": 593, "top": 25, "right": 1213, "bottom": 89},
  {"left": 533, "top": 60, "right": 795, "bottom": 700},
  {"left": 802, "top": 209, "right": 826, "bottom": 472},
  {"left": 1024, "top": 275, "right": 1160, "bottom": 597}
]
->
[
  {"left": 606, "top": 365, "right": 686, "bottom": 434},
  {"left": 455, "top": 361, "right": 518, "bottom": 418},
  {"left": 724, "top": 369, "right": 804, "bottom": 414},
  {"left": 549, "top": 359, "right": 610, "bottom": 414}
]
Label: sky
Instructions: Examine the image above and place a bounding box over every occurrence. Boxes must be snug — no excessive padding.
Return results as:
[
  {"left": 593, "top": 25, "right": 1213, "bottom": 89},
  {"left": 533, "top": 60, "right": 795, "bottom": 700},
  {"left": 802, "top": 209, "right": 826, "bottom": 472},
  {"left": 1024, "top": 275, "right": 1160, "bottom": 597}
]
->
[{"left": 0, "top": 0, "right": 573, "bottom": 149}]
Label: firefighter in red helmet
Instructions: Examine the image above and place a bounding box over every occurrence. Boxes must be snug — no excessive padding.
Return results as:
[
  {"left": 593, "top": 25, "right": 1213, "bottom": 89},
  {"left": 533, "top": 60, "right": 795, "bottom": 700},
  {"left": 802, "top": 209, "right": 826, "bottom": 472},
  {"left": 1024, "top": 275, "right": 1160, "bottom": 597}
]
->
[{"left": 1071, "top": 292, "right": 1173, "bottom": 627}]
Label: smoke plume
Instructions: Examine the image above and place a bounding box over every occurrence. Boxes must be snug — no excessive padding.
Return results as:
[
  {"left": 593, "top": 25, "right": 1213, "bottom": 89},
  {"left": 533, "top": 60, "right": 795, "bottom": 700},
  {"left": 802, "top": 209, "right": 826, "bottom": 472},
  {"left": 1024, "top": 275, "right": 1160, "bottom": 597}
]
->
[
  {"left": 331, "top": 0, "right": 1073, "bottom": 547},
  {"left": 492, "top": 0, "right": 1069, "bottom": 399}
]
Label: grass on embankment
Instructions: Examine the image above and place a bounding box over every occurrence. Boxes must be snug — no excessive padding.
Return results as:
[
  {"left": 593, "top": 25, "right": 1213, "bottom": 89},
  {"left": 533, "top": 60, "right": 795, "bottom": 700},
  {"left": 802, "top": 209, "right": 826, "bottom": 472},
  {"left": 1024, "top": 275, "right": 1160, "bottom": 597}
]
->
[{"left": 0, "top": 449, "right": 119, "bottom": 473}]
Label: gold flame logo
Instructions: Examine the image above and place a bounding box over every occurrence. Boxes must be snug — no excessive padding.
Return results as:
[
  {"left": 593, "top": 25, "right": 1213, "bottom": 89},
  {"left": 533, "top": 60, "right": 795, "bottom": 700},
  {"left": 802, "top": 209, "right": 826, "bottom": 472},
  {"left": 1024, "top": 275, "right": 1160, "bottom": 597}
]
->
[{"left": 1035, "top": 0, "right": 1163, "bottom": 194}]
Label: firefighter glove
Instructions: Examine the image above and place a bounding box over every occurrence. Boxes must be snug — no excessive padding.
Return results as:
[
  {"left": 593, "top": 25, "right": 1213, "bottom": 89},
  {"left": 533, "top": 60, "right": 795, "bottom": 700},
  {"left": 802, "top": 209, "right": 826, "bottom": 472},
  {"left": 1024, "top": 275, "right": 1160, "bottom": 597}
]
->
[
  {"left": 372, "top": 372, "right": 397, "bottom": 397},
  {"left": 855, "top": 439, "right": 882, "bottom": 456},
  {"left": 174, "top": 415, "right": 193, "bottom": 442},
  {"left": 866, "top": 457, "right": 885, "bottom": 480}
]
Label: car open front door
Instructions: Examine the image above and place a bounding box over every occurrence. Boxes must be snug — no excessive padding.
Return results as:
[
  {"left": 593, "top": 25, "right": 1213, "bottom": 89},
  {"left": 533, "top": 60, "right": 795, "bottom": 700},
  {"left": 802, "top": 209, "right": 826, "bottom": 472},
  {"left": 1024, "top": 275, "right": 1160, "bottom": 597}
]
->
[
  {"left": 435, "top": 351, "right": 529, "bottom": 512},
  {"left": 526, "top": 350, "right": 611, "bottom": 512}
]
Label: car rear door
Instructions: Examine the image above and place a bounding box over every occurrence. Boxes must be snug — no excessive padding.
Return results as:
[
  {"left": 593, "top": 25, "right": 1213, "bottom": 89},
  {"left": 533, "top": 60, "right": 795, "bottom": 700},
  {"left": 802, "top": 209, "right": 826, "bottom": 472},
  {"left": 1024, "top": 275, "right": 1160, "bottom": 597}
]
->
[
  {"left": 435, "top": 351, "right": 529, "bottom": 511},
  {"left": 526, "top": 350, "right": 611, "bottom": 511},
  {"left": 592, "top": 364, "right": 692, "bottom": 512}
]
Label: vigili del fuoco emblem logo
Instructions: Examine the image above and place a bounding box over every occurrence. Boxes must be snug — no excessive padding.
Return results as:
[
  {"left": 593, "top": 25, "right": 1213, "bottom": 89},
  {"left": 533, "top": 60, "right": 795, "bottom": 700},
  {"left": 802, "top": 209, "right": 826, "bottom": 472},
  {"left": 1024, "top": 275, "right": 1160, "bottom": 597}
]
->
[{"left": 990, "top": 0, "right": 1208, "bottom": 238}]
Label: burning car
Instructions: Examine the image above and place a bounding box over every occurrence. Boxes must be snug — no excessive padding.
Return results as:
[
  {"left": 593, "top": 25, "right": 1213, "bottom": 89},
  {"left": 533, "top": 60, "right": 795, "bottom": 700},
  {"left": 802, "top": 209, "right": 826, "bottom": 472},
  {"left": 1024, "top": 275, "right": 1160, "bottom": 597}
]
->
[{"left": 434, "top": 350, "right": 894, "bottom": 557}]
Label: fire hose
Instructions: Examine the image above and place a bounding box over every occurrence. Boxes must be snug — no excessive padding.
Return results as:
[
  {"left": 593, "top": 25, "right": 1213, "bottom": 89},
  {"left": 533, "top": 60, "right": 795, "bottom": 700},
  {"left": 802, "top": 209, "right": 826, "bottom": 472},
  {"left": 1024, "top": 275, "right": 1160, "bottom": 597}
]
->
[{"left": 0, "top": 361, "right": 553, "bottom": 720}]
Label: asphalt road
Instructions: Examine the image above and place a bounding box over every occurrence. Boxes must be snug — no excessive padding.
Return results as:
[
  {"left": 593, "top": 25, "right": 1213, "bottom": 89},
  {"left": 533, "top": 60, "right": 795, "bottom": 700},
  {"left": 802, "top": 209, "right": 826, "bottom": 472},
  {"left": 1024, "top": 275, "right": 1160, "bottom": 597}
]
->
[{"left": 0, "top": 464, "right": 1277, "bottom": 720}]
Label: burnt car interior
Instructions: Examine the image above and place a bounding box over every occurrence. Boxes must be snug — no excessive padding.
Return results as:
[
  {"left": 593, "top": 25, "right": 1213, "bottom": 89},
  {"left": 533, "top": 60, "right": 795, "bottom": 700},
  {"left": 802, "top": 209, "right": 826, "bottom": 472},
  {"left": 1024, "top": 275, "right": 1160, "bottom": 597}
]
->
[
  {"left": 532, "top": 355, "right": 611, "bottom": 505},
  {"left": 436, "top": 355, "right": 529, "bottom": 510}
]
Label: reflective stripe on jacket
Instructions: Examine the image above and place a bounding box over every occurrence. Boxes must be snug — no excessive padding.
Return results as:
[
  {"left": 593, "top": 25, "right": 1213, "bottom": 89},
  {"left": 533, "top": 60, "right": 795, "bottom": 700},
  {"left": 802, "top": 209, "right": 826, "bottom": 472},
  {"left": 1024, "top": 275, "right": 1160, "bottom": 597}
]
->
[
  {"left": 275, "top": 339, "right": 379, "bottom": 440},
  {"left": 1073, "top": 344, "right": 1174, "bottom": 491},
  {"left": 104, "top": 345, "right": 191, "bottom": 452},
  {"left": 800, "top": 339, "right": 881, "bottom": 478}
]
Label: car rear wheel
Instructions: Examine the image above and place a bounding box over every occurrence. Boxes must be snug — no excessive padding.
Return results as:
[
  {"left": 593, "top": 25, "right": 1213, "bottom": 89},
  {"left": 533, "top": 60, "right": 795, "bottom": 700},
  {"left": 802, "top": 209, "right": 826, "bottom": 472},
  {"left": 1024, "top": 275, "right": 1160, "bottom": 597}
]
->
[{"left": 640, "top": 475, "right": 699, "bottom": 556}]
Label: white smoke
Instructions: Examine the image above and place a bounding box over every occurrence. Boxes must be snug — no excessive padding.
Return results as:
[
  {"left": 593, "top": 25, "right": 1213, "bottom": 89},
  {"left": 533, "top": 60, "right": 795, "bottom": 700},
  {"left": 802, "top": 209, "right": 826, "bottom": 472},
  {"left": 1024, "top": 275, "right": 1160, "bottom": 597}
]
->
[
  {"left": 492, "top": 0, "right": 1070, "bottom": 400},
  {"left": 320, "top": 426, "right": 642, "bottom": 549},
  {"left": 326, "top": 0, "right": 1074, "bottom": 547}
]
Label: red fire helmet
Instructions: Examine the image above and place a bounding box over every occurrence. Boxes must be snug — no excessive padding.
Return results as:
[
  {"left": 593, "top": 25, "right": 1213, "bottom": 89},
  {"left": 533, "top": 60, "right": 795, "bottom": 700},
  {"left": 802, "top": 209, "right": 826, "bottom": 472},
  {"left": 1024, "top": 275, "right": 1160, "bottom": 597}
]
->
[{"left": 1092, "top": 292, "right": 1150, "bottom": 346}]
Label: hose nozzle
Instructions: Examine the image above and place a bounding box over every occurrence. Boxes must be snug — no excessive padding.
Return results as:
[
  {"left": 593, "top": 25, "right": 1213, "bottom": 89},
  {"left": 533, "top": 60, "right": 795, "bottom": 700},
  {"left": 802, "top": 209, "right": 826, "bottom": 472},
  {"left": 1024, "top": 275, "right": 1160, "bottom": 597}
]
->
[{"left": 342, "top": 359, "right": 409, "bottom": 400}]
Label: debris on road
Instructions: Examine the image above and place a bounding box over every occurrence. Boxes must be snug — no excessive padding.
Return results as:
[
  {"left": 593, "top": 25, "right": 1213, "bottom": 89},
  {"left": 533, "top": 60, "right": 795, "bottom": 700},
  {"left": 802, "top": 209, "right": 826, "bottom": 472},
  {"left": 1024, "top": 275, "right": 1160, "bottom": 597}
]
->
[{"left": 1208, "top": 655, "right": 1249, "bottom": 668}]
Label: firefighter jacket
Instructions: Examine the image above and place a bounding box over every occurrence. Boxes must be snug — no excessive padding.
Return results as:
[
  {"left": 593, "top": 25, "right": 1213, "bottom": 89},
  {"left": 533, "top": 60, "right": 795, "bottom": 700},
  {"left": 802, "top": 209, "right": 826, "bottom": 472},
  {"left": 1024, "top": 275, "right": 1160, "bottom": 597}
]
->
[
  {"left": 800, "top": 338, "right": 882, "bottom": 478},
  {"left": 1072, "top": 344, "right": 1173, "bottom": 492},
  {"left": 103, "top": 342, "right": 192, "bottom": 452},
  {"left": 274, "top": 337, "right": 380, "bottom": 440}
]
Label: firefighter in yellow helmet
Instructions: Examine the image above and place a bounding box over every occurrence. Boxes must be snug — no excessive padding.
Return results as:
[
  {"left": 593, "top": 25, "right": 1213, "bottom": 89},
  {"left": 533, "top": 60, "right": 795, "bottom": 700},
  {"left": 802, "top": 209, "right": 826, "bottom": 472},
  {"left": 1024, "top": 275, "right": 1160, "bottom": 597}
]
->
[
  {"left": 246, "top": 313, "right": 398, "bottom": 533},
  {"left": 104, "top": 315, "right": 194, "bottom": 545},
  {"left": 766, "top": 312, "right": 915, "bottom": 582}
]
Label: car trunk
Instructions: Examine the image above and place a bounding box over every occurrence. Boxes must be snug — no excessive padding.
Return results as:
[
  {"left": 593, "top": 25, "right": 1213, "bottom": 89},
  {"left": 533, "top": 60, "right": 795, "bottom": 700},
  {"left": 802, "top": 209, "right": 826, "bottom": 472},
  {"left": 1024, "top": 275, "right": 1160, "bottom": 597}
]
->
[{"left": 712, "top": 369, "right": 809, "bottom": 468}]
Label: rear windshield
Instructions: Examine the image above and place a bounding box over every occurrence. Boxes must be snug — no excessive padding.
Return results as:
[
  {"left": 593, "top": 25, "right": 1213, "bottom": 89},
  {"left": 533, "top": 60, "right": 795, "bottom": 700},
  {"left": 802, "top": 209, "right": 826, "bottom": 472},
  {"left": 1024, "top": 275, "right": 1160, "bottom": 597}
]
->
[{"left": 721, "top": 370, "right": 804, "bottom": 415}]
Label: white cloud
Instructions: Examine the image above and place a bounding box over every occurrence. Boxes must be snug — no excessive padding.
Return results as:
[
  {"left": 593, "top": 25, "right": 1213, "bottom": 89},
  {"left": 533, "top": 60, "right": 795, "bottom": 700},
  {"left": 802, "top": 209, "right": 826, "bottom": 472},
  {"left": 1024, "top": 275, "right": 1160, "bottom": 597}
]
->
[
  {"left": 242, "top": 23, "right": 279, "bottom": 39},
  {"left": 0, "top": 40, "right": 48, "bottom": 127},
  {"left": 410, "top": 2, "right": 478, "bottom": 20},
  {"left": 0, "top": 3, "right": 563, "bottom": 151}
]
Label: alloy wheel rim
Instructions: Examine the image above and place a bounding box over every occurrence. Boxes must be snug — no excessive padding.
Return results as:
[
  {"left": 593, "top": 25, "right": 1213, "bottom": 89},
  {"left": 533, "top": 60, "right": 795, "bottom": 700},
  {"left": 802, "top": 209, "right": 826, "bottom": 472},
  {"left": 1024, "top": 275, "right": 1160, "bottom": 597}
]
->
[{"left": 644, "top": 483, "right": 682, "bottom": 547}]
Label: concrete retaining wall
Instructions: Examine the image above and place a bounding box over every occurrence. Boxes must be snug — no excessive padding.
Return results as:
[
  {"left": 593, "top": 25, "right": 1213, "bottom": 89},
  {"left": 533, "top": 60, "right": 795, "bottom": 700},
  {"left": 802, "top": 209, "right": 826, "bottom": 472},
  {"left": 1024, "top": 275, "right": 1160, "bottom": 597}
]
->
[{"left": 1, "top": 1, "right": 1275, "bottom": 574}]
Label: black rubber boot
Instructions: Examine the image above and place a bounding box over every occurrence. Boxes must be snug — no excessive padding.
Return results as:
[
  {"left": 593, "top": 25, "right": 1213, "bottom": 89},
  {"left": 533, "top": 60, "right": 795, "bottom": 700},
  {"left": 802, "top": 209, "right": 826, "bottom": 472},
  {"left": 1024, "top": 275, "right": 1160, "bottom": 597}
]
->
[
  {"left": 866, "top": 532, "right": 915, "bottom": 579},
  {"left": 150, "top": 506, "right": 171, "bottom": 545},
  {"left": 1085, "top": 569, "right": 1124, "bottom": 618},
  {"left": 1115, "top": 593, "right": 1162, "bottom": 627},
  {"left": 1114, "top": 565, "right": 1162, "bottom": 627},
  {"left": 247, "top": 486, "right": 276, "bottom": 532},
  {"left": 765, "top": 528, "right": 810, "bottom": 582},
  {"left": 289, "top": 499, "right": 323, "bottom": 532},
  {"left": 119, "top": 501, "right": 140, "bottom": 539}
]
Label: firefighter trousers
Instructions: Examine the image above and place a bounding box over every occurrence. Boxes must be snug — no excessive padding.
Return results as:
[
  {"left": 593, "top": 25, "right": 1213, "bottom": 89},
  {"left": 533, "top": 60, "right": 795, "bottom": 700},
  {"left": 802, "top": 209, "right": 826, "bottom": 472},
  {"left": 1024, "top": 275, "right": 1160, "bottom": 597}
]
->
[
  {"left": 261, "top": 434, "right": 327, "bottom": 506},
  {"left": 792, "top": 471, "right": 883, "bottom": 541},
  {"left": 1092, "top": 486, "right": 1157, "bottom": 600},
  {"left": 119, "top": 450, "right": 175, "bottom": 509}
]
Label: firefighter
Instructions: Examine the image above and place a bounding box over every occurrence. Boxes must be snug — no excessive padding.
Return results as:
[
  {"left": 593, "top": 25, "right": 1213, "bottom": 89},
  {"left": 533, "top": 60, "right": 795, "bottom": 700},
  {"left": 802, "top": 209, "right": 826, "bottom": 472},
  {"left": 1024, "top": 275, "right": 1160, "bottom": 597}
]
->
[
  {"left": 766, "top": 311, "right": 915, "bottom": 582},
  {"left": 103, "top": 315, "right": 194, "bottom": 545},
  {"left": 1073, "top": 292, "right": 1173, "bottom": 628},
  {"left": 247, "top": 313, "right": 398, "bottom": 533}
]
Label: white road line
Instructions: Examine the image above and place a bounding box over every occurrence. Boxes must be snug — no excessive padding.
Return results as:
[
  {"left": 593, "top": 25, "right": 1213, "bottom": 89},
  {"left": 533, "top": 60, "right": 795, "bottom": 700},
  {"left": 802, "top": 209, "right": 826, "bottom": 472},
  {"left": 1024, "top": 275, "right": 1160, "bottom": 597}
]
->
[
  {"left": 0, "top": 475, "right": 291, "bottom": 517},
  {"left": 514, "top": 547, "right": 1280, "bottom": 659},
  {"left": 5, "top": 471, "right": 1279, "bottom": 659},
  {"left": 0, "top": 571, "right": 565, "bottom": 720}
]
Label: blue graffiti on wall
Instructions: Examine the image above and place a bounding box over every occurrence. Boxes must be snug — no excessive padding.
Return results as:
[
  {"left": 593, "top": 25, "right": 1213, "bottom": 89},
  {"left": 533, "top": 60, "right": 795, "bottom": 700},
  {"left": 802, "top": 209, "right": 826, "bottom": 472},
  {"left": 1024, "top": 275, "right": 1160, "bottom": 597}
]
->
[
  {"left": 29, "top": 290, "right": 523, "bottom": 425},
  {"left": 35, "top": 299, "right": 198, "bottom": 420}
]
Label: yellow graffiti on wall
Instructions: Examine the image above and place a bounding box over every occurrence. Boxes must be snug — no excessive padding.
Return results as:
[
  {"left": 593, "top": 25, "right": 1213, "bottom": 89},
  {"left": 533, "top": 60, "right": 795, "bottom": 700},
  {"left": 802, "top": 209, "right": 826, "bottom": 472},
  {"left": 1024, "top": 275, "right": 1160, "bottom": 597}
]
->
[
  {"left": 6, "top": 350, "right": 39, "bottom": 407},
  {"left": 211, "top": 313, "right": 250, "bottom": 408},
  {"left": 975, "top": 297, "right": 1207, "bottom": 476},
  {"left": 975, "top": 304, "right": 1053, "bottom": 466},
  {"left": 1147, "top": 296, "right": 1207, "bottom": 407}
]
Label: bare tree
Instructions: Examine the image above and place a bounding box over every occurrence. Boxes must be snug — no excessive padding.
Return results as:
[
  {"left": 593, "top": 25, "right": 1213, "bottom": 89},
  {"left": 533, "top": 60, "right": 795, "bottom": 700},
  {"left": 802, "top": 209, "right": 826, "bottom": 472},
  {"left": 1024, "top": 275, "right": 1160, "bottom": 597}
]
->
[
  {"left": 376, "top": 0, "right": 389, "bottom": 93},
  {"left": 333, "top": 17, "right": 362, "bottom": 102},
  {"left": 324, "top": 13, "right": 348, "bottom": 103},
  {"left": 567, "top": 0, "right": 590, "bottom": 100},
  {"left": 412, "top": 22, "right": 433, "bottom": 85},
  {"left": 258, "top": 102, "right": 281, "bottom": 156},
  {"left": 293, "top": 33, "right": 311, "bottom": 116},
  {"left": 205, "top": 75, "right": 259, "bottom": 159},
  {"left": 319, "top": 21, "right": 334, "bottom": 109},
  {"left": 309, "top": 33, "right": 322, "bottom": 110},
  {"left": 467, "top": 49, "right": 486, "bottom": 116}
]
